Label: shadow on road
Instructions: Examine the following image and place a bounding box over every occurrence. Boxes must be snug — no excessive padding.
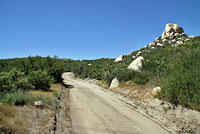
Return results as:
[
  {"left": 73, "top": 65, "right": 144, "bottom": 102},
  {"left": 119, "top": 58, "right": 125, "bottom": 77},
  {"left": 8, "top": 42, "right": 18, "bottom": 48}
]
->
[{"left": 63, "top": 84, "right": 74, "bottom": 89}]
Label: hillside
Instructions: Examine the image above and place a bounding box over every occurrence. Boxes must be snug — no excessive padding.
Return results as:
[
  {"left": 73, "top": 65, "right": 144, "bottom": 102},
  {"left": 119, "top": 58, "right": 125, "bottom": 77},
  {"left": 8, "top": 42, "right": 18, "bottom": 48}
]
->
[{"left": 68, "top": 24, "right": 200, "bottom": 110}]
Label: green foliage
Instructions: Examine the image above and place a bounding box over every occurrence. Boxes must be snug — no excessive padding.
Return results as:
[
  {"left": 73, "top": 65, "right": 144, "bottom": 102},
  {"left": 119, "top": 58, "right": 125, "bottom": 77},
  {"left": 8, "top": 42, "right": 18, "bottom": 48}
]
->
[
  {"left": 0, "top": 69, "right": 33, "bottom": 92},
  {"left": 49, "top": 61, "right": 65, "bottom": 82},
  {"left": 0, "top": 56, "right": 67, "bottom": 92},
  {"left": 110, "top": 68, "right": 150, "bottom": 85},
  {"left": 0, "top": 92, "right": 56, "bottom": 107},
  {"left": 70, "top": 58, "right": 150, "bottom": 85},
  {"left": 0, "top": 92, "right": 32, "bottom": 106},
  {"left": 28, "top": 70, "right": 52, "bottom": 90},
  {"left": 159, "top": 44, "right": 200, "bottom": 109}
]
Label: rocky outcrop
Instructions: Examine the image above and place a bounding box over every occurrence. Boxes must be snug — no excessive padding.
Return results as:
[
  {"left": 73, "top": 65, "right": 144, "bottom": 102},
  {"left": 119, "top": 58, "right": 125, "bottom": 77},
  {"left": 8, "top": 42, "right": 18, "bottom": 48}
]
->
[
  {"left": 128, "top": 23, "right": 195, "bottom": 61},
  {"left": 128, "top": 56, "right": 144, "bottom": 71},
  {"left": 139, "top": 23, "right": 192, "bottom": 52},
  {"left": 161, "top": 23, "right": 184, "bottom": 39},
  {"left": 110, "top": 77, "right": 119, "bottom": 89},
  {"left": 114, "top": 55, "right": 123, "bottom": 62},
  {"left": 157, "top": 43, "right": 165, "bottom": 47}
]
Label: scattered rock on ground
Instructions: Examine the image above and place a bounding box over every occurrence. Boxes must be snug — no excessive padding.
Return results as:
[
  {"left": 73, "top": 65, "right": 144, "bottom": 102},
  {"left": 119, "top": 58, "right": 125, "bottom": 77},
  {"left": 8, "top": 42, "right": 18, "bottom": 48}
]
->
[
  {"left": 148, "top": 98, "right": 162, "bottom": 108},
  {"left": 152, "top": 87, "right": 161, "bottom": 96},
  {"left": 34, "top": 101, "right": 44, "bottom": 107}
]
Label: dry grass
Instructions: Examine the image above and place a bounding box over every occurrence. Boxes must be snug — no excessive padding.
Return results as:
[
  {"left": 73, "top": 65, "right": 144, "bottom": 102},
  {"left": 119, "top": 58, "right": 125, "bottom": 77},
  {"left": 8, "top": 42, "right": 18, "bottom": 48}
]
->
[
  {"left": 118, "top": 81, "right": 158, "bottom": 99},
  {"left": 0, "top": 105, "right": 29, "bottom": 133},
  {"left": 97, "top": 80, "right": 156, "bottom": 100},
  {"left": 28, "top": 84, "right": 62, "bottom": 100},
  {"left": 118, "top": 81, "right": 142, "bottom": 90},
  {"left": 0, "top": 105, "right": 55, "bottom": 134},
  {"left": 0, "top": 84, "right": 62, "bottom": 134}
]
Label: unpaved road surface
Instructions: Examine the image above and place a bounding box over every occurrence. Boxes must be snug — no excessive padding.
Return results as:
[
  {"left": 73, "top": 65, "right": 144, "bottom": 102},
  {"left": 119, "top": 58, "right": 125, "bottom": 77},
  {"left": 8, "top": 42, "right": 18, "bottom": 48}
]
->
[{"left": 62, "top": 73, "right": 170, "bottom": 134}]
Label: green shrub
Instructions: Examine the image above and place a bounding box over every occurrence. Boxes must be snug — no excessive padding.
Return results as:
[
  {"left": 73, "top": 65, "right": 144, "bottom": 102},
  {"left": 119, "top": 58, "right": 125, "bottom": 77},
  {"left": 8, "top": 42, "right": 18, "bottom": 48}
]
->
[
  {"left": 0, "top": 92, "right": 32, "bottom": 106},
  {"left": 133, "top": 71, "right": 150, "bottom": 85},
  {"left": 0, "top": 69, "right": 33, "bottom": 92},
  {"left": 105, "top": 73, "right": 115, "bottom": 85},
  {"left": 0, "top": 92, "right": 56, "bottom": 107},
  {"left": 49, "top": 60, "right": 65, "bottom": 82},
  {"left": 159, "top": 46, "right": 200, "bottom": 109},
  {"left": 28, "top": 70, "right": 52, "bottom": 90},
  {"left": 110, "top": 68, "right": 150, "bottom": 85}
]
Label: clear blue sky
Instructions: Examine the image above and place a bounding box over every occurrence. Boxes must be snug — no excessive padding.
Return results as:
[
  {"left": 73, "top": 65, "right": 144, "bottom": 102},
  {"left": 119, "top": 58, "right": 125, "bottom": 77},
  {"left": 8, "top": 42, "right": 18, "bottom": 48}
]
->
[{"left": 0, "top": 0, "right": 199, "bottom": 60}]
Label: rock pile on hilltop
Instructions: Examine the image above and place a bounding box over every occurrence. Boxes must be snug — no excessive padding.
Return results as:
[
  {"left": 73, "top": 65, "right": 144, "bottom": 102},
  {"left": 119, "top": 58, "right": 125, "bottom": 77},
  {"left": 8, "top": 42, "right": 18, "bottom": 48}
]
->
[
  {"left": 161, "top": 23, "right": 185, "bottom": 39},
  {"left": 149, "top": 23, "right": 190, "bottom": 48},
  {"left": 129, "top": 23, "right": 195, "bottom": 60},
  {"left": 126, "top": 23, "right": 195, "bottom": 72}
]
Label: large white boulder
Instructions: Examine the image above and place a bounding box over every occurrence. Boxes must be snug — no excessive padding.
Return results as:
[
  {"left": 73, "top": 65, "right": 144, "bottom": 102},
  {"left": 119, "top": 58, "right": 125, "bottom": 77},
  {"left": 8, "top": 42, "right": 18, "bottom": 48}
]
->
[
  {"left": 114, "top": 55, "right": 123, "bottom": 63},
  {"left": 110, "top": 77, "right": 119, "bottom": 89},
  {"left": 128, "top": 56, "right": 144, "bottom": 71}
]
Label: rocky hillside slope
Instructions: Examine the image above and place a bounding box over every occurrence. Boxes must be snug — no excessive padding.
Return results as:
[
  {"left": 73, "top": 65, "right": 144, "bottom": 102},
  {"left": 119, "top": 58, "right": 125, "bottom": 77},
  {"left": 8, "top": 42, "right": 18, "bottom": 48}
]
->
[
  {"left": 68, "top": 23, "right": 200, "bottom": 110},
  {"left": 128, "top": 23, "right": 194, "bottom": 60},
  {"left": 68, "top": 23, "right": 200, "bottom": 133}
]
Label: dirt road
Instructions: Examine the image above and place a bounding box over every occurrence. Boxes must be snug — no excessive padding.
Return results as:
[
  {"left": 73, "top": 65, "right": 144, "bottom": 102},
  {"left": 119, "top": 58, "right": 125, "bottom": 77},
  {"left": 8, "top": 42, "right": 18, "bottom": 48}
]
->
[{"left": 62, "top": 73, "right": 170, "bottom": 134}]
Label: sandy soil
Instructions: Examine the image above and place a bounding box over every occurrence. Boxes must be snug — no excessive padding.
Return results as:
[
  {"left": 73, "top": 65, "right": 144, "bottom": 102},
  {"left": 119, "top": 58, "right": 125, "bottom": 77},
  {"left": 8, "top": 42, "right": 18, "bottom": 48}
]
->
[{"left": 62, "top": 73, "right": 170, "bottom": 134}]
